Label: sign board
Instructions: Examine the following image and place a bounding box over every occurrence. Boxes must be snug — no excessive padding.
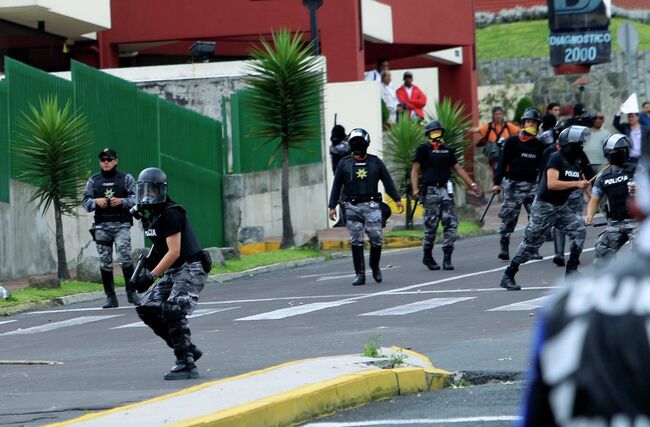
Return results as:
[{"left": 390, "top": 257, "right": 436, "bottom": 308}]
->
[
  {"left": 617, "top": 22, "right": 639, "bottom": 53},
  {"left": 548, "top": 0, "right": 612, "bottom": 67}
]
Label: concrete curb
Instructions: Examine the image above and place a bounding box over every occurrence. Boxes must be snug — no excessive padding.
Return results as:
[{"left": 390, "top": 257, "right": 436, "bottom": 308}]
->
[
  {"left": 47, "top": 347, "right": 450, "bottom": 427},
  {"left": 0, "top": 256, "right": 341, "bottom": 316}
]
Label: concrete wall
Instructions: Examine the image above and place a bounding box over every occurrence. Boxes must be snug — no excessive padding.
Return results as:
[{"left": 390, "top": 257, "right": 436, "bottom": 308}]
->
[
  {"left": 0, "top": 180, "right": 145, "bottom": 281},
  {"left": 223, "top": 163, "right": 328, "bottom": 247}
]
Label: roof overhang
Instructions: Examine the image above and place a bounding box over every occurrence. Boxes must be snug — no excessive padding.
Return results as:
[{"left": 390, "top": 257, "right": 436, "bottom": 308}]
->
[
  {"left": 361, "top": 0, "right": 393, "bottom": 44},
  {"left": 426, "top": 47, "right": 464, "bottom": 65}
]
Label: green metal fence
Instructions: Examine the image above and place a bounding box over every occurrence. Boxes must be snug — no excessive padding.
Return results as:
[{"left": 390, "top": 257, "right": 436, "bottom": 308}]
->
[
  {"left": 0, "top": 82, "right": 8, "bottom": 203},
  {"left": 229, "top": 88, "right": 322, "bottom": 174},
  {"left": 1, "top": 58, "right": 225, "bottom": 247}
]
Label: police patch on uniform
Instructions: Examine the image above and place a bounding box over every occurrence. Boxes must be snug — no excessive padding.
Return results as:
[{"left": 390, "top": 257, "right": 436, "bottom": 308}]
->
[{"left": 355, "top": 168, "right": 368, "bottom": 179}]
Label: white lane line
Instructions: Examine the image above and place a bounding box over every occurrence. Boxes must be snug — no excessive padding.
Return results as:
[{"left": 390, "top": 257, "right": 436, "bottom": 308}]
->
[
  {"left": 235, "top": 301, "right": 357, "bottom": 321},
  {"left": 487, "top": 296, "right": 550, "bottom": 312},
  {"left": 1, "top": 315, "right": 123, "bottom": 336},
  {"left": 111, "top": 307, "right": 239, "bottom": 329},
  {"left": 304, "top": 415, "right": 521, "bottom": 426},
  {"left": 314, "top": 267, "right": 401, "bottom": 282},
  {"left": 359, "top": 297, "right": 475, "bottom": 316},
  {"left": 199, "top": 294, "right": 367, "bottom": 305},
  {"left": 393, "top": 286, "right": 557, "bottom": 295},
  {"left": 23, "top": 307, "right": 134, "bottom": 315},
  {"left": 0, "top": 320, "right": 17, "bottom": 326}
]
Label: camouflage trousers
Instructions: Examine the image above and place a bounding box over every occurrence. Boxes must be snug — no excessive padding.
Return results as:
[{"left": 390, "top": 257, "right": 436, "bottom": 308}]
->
[
  {"left": 345, "top": 201, "right": 382, "bottom": 246},
  {"left": 567, "top": 188, "right": 585, "bottom": 214},
  {"left": 594, "top": 220, "right": 637, "bottom": 270},
  {"left": 498, "top": 180, "right": 537, "bottom": 238},
  {"left": 512, "top": 199, "right": 586, "bottom": 265},
  {"left": 140, "top": 261, "right": 207, "bottom": 316},
  {"left": 94, "top": 223, "right": 132, "bottom": 272},
  {"left": 422, "top": 186, "right": 458, "bottom": 250}
]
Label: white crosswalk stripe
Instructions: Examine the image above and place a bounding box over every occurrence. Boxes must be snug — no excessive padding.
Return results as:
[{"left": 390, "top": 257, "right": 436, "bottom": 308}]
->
[
  {"left": 235, "top": 301, "right": 357, "bottom": 321},
  {"left": 0, "top": 315, "right": 123, "bottom": 336},
  {"left": 111, "top": 307, "right": 239, "bottom": 329},
  {"left": 0, "top": 320, "right": 17, "bottom": 326},
  {"left": 359, "top": 297, "right": 476, "bottom": 316},
  {"left": 487, "top": 296, "right": 550, "bottom": 312}
]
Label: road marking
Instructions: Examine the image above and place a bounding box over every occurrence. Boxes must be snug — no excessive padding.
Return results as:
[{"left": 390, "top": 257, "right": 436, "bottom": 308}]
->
[
  {"left": 200, "top": 294, "right": 367, "bottom": 305},
  {"left": 487, "top": 296, "right": 550, "bottom": 312},
  {"left": 304, "top": 415, "right": 521, "bottom": 426},
  {"left": 0, "top": 320, "right": 17, "bottom": 326},
  {"left": 235, "top": 301, "right": 357, "bottom": 321},
  {"left": 23, "top": 307, "right": 134, "bottom": 315},
  {"left": 392, "top": 286, "right": 557, "bottom": 295},
  {"left": 359, "top": 297, "right": 475, "bottom": 316},
  {"left": 111, "top": 307, "right": 239, "bottom": 329},
  {"left": 0, "top": 315, "right": 123, "bottom": 336},
  {"left": 314, "top": 266, "right": 401, "bottom": 282}
]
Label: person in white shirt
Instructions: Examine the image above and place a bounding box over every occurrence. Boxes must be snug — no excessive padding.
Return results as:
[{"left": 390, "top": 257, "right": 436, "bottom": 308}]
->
[
  {"left": 380, "top": 71, "right": 402, "bottom": 125},
  {"left": 584, "top": 112, "right": 610, "bottom": 171},
  {"left": 364, "top": 58, "right": 389, "bottom": 82}
]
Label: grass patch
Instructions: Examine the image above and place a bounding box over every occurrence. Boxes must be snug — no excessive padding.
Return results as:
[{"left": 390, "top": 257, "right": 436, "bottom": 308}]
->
[
  {"left": 477, "top": 18, "right": 650, "bottom": 60},
  {"left": 384, "top": 220, "right": 483, "bottom": 239},
  {"left": 0, "top": 277, "right": 125, "bottom": 310},
  {"left": 210, "top": 247, "right": 323, "bottom": 275}
]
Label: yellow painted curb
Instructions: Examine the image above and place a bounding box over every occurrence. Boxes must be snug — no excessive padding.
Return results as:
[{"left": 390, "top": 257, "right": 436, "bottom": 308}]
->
[
  {"left": 239, "top": 242, "right": 282, "bottom": 256},
  {"left": 320, "top": 237, "right": 425, "bottom": 251}
]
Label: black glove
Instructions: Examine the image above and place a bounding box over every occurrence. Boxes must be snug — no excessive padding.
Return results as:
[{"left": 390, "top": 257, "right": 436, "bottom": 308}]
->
[{"left": 134, "top": 272, "right": 156, "bottom": 293}]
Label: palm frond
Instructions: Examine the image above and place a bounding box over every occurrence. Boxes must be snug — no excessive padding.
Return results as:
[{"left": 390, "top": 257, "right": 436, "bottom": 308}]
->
[{"left": 383, "top": 114, "right": 425, "bottom": 194}]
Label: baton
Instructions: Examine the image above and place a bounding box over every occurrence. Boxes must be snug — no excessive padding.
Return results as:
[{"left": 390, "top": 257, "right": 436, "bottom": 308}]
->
[
  {"left": 588, "top": 164, "right": 611, "bottom": 184},
  {"left": 130, "top": 245, "right": 155, "bottom": 285},
  {"left": 478, "top": 192, "right": 496, "bottom": 227}
]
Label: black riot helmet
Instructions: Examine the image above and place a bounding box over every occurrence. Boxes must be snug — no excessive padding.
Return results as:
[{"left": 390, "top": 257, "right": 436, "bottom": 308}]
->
[
  {"left": 424, "top": 120, "right": 444, "bottom": 135},
  {"left": 348, "top": 128, "right": 371, "bottom": 156},
  {"left": 521, "top": 107, "right": 542, "bottom": 124},
  {"left": 558, "top": 125, "right": 590, "bottom": 147},
  {"left": 603, "top": 133, "right": 631, "bottom": 165},
  {"left": 136, "top": 167, "right": 168, "bottom": 207}
]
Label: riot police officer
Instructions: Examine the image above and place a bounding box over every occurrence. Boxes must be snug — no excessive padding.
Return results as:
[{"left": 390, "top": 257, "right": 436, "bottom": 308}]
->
[
  {"left": 492, "top": 108, "right": 546, "bottom": 261},
  {"left": 499, "top": 126, "right": 590, "bottom": 291},
  {"left": 520, "top": 156, "right": 650, "bottom": 425},
  {"left": 82, "top": 148, "right": 139, "bottom": 308},
  {"left": 329, "top": 124, "right": 350, "bottom": 227},
  {"left": 132, "top": 167, "right": 209, "bottom": 380},
  {"left": 586, "top": 133, "right": 636, "bottom": 270},
  {"left": 328, "top": 128, "right": 404, "bottom": 286},
  {"left": 412, "top": 120, "right": 481, "bottom": 271}
]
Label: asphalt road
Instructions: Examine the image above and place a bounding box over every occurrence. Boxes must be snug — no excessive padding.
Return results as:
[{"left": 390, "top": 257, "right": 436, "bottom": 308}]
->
[{"left": 0, "top": 229, "right": 599, "bottom": 426}]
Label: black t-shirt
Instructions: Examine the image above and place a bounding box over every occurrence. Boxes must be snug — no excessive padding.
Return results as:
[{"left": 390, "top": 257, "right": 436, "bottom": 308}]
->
[
  {"left": 493, "top": 136, "right": 545, "bottom": 185},
  {"left": 537, "top": 152, "right": 581, "bottom": 205},
  {"left": 413, "top": 143, "right": 457, "bottom": 185},
  {"left": 145, "top": 204, "right": 202, "bottom": 269}
]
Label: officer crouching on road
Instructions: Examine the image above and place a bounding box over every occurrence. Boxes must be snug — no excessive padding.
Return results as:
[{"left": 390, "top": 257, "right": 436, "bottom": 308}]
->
[
  {"left": 411, "top": 120, "right": 481, "bottom": 271},
  {"left": 328, "top": 128, "right": 404, "bottom": 286},
  {"left": 586, "top": 133, "right": 637, "bottom": 270},
  {"left": 82, "top": 148, "right": 140, "bottom": 308},
  {"left": 131, "top": 167, "right": 209, "bottom": 380},
  {"left": 492, "top": 108, "right": 546, "bottom": 261},
  {"left": 499, "top": 126, "right": 590, "bottom": 291}
]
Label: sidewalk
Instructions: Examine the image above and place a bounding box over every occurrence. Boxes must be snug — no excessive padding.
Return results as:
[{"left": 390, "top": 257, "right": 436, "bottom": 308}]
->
[{"left": 49, "top": 347, "right": 449, "bottom": 427}]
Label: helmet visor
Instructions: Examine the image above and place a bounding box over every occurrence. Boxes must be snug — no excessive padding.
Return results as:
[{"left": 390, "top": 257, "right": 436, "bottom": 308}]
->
[{"left": 136, "top": 181, "right": 167, "bottom": 205}]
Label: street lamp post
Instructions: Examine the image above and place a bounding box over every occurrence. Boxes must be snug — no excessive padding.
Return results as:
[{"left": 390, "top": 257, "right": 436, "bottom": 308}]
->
[{"left": 302, "top": 0, "right": 323, "bottom": 55}]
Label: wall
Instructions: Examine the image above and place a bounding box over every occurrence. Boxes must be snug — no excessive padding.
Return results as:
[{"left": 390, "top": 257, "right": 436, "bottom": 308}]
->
[
  {"left": 223, "top": 163, "right": 328, "bottom": 247},
  {"left": 0, "top": 180, "right": 145, "bottom": 281}
]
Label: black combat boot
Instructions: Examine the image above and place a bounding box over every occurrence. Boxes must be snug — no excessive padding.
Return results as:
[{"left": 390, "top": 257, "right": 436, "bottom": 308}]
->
[
  {"left": 530, "top": 250, "right": 543, "bottom": 260},
  {"left": 101, "top": 270, "right": 118, "bottom": 309},
  {"left": 164, "top": 353, "right": 198, "bottom": 380},
  {"left": 565, "top": 252, "right": 581, "bottom": 276},
  {"left": 442, "top": 248, "right": 454, "bottom": 271},
  {"left": 498, "top": 236, "right": 510, "bottom": 260},
  {"left": 369, "top": 245, "right": 383, "bottom": 283},
  {"left": 553, "top": 229, "right": 566, "bottom": 266},
  {"left": 422, "top": 246, "right": 440, "bottom": 270},
  {"left": 351, "top": 245, "right": 366, "bottom": 286},
  {"left": 122, "top": 265, "right": 141, "bottom": 306},
  {"left": 499, "top": 263, "right": 521, "bottom": 291}
]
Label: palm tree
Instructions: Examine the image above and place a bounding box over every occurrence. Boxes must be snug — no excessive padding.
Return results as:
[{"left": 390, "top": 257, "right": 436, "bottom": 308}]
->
[
  {"left": 13, "top": 96, "right": 92, "bottom": 279},
  {"left": 383, "top": 114, "right": 424, "bottom": 229},
  {"left": 244, "top": 29, "right": 324, "bottom": 248}
]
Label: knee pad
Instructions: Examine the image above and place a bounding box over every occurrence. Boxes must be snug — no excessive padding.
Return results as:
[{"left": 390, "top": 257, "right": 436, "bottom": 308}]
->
[
  {"left": 162, "top": 302, "right": 186, "bottom": 323},
  {"left": 136, "top": 305, "right": 161, "bottom": 321}
]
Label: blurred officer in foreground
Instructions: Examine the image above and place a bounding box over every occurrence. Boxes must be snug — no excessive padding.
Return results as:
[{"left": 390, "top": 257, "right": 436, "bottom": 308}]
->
[
  {"left": 329, "top": 128, "right": 403, "bottom": 286},
  {"left": 520, "top": 155, "right": 650, "bottom": 426}
]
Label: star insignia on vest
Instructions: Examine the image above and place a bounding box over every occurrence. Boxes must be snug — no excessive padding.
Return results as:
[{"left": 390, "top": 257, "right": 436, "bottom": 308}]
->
[
  {"left": 356, "top": 168, "right": 368, "bottom": 179},
  {"left": 104, "top": 189, "right": 115, "bottom": 199}
]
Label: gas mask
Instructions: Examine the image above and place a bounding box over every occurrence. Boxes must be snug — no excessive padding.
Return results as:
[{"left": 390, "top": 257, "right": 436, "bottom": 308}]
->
[
  {"left": 561, "top": 144, "right": 583, "bottom": 163},
  {"left": 609, "top": 149, "right": 629, "bottom": 166},
  {"left": 428, "top": 130, "right": 443, "bottom": 142},
  {"left": 350, "top": 139, "right": 368, "bottom": 157}
]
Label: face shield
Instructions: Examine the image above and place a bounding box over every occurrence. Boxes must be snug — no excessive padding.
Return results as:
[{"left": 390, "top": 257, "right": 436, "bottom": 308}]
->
[{"left": 136, "top": 181, "right": 167, "bottom": 206}]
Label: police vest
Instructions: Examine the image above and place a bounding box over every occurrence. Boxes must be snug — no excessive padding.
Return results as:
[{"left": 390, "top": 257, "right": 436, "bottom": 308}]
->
[
  {"left": 600, "top": 165, "right": 635, "bottom": 221},
  {"left": 144, "top": 204, "right": 202, "bottom": 269},
  {"left": 344, "top": 156, "right": 381, "bottom": 197},
  {"left": 91, "top": 170, "right": 132, "bottom": 224}
]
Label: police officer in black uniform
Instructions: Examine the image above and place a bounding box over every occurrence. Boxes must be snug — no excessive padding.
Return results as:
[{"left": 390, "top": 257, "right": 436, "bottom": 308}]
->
[
  {"left": 492, "top": 108, "right": 546, "bottom": 261},
  {"left": 499, "top": 126, "right": 590, "bottom": 291},
  {"left": 82, "top": 148, "right": 139, "bottom": 308},
  {"left": 328, "top": 128, "right": 404, "bottom": 286},
  {"left": 586, "top": 133, "right": 637, "bottom": 270},
  {"left": 520, "top": 155, "right": 650, "bottom": 426},
  {"left": 330, "top": 124, "right": 350, "bottom": 227},
  {"left": 131, "top": 167, "right": 209, "bottom": 380},
  {"left": 412, "top": 120, "right": 481, "bottom": 271}
]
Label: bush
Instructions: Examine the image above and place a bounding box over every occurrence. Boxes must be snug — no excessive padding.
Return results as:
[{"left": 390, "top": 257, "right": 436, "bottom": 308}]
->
[{"left": 513, "top": 96, "right": 534, "bottom": 125}]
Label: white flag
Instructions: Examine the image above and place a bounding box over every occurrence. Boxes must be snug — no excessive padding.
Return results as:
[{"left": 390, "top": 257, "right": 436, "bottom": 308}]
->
[{"left": 621, "top": 93, "right": 639, "bottom": 114}]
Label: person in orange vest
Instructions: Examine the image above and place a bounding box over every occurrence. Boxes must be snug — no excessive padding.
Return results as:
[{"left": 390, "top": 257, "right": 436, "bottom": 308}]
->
[{"left": 477, "top": 106, "right": 520, "bottom": 177}]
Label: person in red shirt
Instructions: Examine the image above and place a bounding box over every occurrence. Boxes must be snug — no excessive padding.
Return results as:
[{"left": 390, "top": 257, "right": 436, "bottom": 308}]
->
[{"left": 396, "top": 71, "right": 427, "bottom": 120}]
